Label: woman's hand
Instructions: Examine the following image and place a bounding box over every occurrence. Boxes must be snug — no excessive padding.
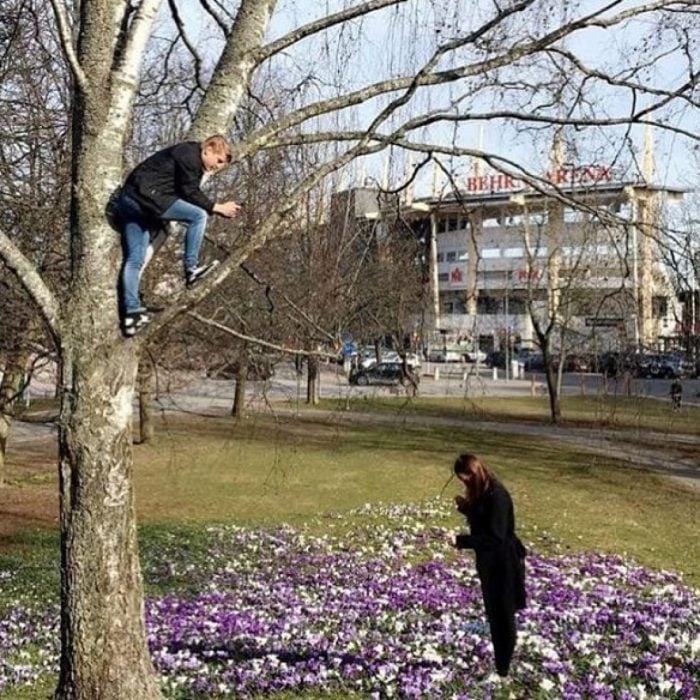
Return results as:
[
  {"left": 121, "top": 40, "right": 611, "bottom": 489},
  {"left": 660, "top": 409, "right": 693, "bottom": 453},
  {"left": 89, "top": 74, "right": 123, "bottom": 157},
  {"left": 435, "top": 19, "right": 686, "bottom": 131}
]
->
[{"left": 454, "top": 494, "right": 467, "bottom": 510}]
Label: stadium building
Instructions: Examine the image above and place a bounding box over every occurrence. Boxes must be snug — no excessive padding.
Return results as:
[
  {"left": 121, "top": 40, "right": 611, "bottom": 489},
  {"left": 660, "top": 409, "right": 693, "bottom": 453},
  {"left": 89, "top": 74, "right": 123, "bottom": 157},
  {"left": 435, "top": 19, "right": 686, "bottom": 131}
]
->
[{"left": 337, "top": 140, "right": 687, "bottom": 355}]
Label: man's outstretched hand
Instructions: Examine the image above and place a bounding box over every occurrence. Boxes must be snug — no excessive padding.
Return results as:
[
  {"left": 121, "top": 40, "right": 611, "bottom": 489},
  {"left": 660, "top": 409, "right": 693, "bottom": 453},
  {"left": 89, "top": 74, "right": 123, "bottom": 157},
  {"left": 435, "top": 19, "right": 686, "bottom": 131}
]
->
[{"left": 214, "top": 200, "right": 241, "bottom": 218}]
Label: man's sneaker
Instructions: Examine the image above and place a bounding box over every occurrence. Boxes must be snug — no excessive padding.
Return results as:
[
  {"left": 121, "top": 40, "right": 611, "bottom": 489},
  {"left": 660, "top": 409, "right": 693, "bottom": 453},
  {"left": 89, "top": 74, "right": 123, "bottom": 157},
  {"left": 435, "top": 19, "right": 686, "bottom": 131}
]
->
[
  {"left": 186, "top": 260, "right": 220, "bottom": 288},
  {"left": 122, "top": 311, "right": 151, "bottom": 337}
]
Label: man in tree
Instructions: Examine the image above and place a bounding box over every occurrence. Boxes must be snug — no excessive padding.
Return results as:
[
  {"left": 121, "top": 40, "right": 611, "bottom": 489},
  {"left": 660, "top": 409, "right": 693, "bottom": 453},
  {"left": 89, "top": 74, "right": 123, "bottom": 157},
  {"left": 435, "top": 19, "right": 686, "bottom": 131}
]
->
[{"left": 116, "top": 134, "right": 241, "bottom": 336}]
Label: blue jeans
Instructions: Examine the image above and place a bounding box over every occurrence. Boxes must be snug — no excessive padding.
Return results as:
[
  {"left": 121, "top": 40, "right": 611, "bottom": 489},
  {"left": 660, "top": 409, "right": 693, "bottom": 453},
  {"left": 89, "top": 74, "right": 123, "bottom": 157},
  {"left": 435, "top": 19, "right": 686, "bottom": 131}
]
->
[{"left": 117, "top": 192, "right": 208, "bottom": 313}]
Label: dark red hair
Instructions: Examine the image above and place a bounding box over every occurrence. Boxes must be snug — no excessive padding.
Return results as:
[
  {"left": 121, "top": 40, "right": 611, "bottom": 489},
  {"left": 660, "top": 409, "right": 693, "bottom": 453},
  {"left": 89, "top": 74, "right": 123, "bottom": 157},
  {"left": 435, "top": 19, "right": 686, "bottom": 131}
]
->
[{"left": 454, "top": 453, "right": 493, "bottom": 507}]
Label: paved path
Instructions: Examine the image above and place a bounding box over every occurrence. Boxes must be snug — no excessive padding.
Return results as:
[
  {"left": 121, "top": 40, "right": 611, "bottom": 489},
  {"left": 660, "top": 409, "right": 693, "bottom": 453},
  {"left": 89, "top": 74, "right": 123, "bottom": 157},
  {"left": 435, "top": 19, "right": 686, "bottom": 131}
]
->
[{"left": 7, "top": 366, "right": 699, "bottom": 493}]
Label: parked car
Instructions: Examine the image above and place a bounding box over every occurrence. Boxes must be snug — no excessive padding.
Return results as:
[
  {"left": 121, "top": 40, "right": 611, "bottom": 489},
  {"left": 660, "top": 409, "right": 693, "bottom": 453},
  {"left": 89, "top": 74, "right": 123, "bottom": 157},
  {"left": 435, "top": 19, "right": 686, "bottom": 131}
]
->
[
  {"left": 563, "top": 353, "right": 592, "bottom": 373},
  {"left": 463, "top": 348, "right": 487, "bottom": 363},
  {"left": 486, "top": 351, "right": 506, "bottom": 369},
  {"left": 522, "top": 353, "right": 545, "bottom": 372},
  {"left": 426, "top": 348, "right": 462, "bottom": 362},
  {"left": 349, "top": 362, "right": 418, "bottom": 386},
  {"left": 649, "top": 354, "right": 691, "bottom": 379}
]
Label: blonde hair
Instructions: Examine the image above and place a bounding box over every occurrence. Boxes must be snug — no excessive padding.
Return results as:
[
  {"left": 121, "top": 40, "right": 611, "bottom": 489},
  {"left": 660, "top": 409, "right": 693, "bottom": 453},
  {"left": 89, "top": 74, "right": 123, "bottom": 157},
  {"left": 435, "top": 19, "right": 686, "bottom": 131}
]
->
[{"left": 202, "top": 135, "right": 232, "bottom": 163}]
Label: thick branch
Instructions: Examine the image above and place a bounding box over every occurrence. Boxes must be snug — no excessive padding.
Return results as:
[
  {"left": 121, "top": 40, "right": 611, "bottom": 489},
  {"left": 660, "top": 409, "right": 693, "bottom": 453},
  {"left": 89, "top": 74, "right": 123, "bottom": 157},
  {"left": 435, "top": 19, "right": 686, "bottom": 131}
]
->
[
  {"left": 111, "top": 0, "right": 163, "bottom": 100},
  {"left": 255, "top": 0, "right": 407, "bottom": 64},
  {"left": 0, "top": 229, "right": 61, "bottom": 340},
  {"left": 48, "top": 0, "right": 88, "bottom": 90},
  {"left": 190, "top": 0, "right": 278, "bottom": 139}
]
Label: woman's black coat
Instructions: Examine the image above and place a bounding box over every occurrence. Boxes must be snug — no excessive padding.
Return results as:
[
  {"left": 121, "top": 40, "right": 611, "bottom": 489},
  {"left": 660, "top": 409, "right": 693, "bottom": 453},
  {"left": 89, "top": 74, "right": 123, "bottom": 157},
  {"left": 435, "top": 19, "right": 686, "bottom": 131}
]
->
[{"left": 455, "top": 481, "right": 527, "bottom": 617}]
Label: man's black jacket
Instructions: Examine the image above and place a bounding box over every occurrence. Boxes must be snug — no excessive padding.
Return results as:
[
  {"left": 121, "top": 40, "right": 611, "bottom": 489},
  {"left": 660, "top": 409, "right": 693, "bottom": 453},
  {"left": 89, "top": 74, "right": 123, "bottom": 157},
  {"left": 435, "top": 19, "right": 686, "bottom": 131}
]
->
[{"left": 123, "top": 141, "right": 215, "bottom": 217}]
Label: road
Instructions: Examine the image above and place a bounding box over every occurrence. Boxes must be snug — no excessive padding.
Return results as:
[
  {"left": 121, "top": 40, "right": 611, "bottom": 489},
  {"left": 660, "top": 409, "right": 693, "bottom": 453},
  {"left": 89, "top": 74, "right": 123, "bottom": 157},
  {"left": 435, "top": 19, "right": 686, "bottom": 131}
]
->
[{"left": 159, "top": 362, "right": 700, "bottom": 410}]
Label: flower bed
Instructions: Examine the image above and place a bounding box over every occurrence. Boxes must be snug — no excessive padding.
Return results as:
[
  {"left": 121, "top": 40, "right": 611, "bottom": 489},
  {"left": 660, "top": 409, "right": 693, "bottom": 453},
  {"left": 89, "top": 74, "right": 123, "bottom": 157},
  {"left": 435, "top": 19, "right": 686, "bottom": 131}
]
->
[{"left": 1, "top": 501, "right": 698, "bottom": 698}]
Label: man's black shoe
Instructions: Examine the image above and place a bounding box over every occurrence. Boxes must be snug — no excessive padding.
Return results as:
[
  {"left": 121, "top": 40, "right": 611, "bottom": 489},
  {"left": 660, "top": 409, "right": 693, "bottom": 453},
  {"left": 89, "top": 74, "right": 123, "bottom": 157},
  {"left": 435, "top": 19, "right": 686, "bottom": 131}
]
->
[
  {"left": 122, "top": 311, "right": 151, "bottom": 337},
  {"left": 186, "top": 260, "right": 220, "bottom": 288}
]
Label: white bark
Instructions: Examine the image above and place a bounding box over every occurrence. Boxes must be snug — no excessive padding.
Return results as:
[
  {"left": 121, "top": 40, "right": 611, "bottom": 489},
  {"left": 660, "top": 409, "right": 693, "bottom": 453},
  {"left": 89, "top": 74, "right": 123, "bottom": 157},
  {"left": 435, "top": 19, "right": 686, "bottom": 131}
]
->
[
  {"left": 48, "top": 0, "right": 88, "bottom": 89},
  {"left": 190, "top": 0, "right": 278, "bottom": 139},
  {"left": 0, "top": 227, "right": 61, "bottom": 339}
]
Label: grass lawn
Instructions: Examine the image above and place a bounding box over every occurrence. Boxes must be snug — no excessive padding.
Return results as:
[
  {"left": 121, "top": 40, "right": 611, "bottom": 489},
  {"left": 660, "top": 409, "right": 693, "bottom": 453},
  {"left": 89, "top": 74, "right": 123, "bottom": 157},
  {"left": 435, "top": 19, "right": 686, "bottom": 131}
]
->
[
  {"left": 132, "top": 413, "right": 699, "bottom": 583},
  {"left": 2, "top": 411, "right": 698, "bottom": 587},
  {"left": 311, "top": 393, "right": 700, "bottom": 435},
  {"left": 1, "top": 410, "right": 699, "bottom": 698}
]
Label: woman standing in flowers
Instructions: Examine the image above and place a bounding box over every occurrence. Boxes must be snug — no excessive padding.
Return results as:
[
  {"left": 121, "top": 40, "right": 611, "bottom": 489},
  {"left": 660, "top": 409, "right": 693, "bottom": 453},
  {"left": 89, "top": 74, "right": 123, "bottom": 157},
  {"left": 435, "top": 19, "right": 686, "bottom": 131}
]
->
[{"left": 448, "top": 453, "right": 527, "bottom": 677}]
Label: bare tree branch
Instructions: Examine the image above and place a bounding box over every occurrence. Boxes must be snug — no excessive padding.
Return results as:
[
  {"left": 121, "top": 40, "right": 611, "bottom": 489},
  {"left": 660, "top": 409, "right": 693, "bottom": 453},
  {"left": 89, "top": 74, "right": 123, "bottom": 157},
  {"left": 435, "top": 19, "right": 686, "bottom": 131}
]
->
[
  {"left": 234, "top": 0, "right": 688, "bottom": 161},
  {"left": 189, "top": 312, "right": 337, "bottom": 357},
  {"left": 0, "top": 228, "right": 60, "bottom": 339},
  {"left": 47, "top": 0, "right": 87, "bottom": 90},
  {"left": 255, "top": 0, "right": 407, "bottom": 64}
]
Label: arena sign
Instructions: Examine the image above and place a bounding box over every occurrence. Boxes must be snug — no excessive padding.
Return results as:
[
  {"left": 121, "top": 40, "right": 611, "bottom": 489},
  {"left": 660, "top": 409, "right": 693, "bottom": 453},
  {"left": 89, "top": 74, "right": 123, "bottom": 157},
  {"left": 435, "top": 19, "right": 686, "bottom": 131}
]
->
[{"left": 465, "top": 165, "right": 614, "bottom": 193}]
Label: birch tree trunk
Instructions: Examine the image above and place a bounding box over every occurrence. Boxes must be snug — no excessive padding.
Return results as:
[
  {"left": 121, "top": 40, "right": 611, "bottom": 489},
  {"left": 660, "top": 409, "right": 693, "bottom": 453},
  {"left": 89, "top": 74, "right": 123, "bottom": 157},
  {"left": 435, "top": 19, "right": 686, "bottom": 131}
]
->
[
  {"left": 0, "top": 351, "right": 29, "bottom": 486},
  {"left": 306, "top": 353, "right": 320, "bottom": 405},
  {"left": 232, "top": 346, "right": 248, "bottom": 418},
  {"left": 138, "top": 359, "right": 155, "bottom": 444},
  {"left": 52, "top": 0, "right": 164, "bottom": 693},
  {"left": 54, "top": 119, "right": 161, "bottom": 700},
  {"left": 56, "top": 342, "right": 160, "bottom": 699}
]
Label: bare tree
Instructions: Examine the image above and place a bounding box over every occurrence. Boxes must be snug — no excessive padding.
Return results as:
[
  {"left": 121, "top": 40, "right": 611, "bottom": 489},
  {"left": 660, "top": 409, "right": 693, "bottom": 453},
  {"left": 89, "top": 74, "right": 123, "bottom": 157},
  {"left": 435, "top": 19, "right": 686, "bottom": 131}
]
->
[
  {"left": 0, "top": 0, "right": 69, "bottom": 476},
  {"left": 0, "top": 0, "right": 697, "bottom": 696}
]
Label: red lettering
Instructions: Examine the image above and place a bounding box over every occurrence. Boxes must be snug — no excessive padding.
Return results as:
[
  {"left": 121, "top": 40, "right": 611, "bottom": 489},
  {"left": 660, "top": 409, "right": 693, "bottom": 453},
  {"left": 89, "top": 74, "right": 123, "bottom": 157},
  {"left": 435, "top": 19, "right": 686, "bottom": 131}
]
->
[
  {"left": 581, "top": 167, "right": 595, "bottom": 183},
  {"left": 466, "top": 166, "right": 614, "bottom": 193},
  {"left": 597, "top": 166, "right": 613, "bottom": 182}
]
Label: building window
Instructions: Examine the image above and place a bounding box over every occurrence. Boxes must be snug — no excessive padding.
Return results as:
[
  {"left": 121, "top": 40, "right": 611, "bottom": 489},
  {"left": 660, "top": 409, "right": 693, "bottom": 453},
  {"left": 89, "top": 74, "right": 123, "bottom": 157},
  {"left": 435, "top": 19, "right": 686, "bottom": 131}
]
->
[
  {"left": 457, "top": 250, "right": 468, "bottom": 260},
  {"left": 446, "top": 251, "right": 457, "bottom": 262},
  {"left": 439, "top": 216, "right": 461, "bottom": 232},
  {"left": 503, "top": 247, "right": 523, "bottom": 258},
  {"left": 564, "top": 208, "right": 586, "bottom": 223},
  {"left": 508, "top": 298, "right": 526, "bottom": 314},
  {"left": 436, "top": 252, "right": 444, "bottom": 263},
  {"left": 477, "top": 296, "right": 501, "bottom": 314},
  {"left": 438, "top": 272, "right": 449, "bottom": 282},
  {"left": 482, "top": 248, "right": 500, "bottom": 258},
  {"left": 652, "top": 296, "right": 667, "bottom": 318}
]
